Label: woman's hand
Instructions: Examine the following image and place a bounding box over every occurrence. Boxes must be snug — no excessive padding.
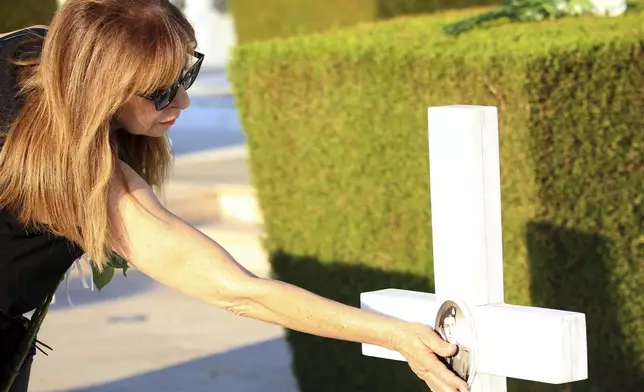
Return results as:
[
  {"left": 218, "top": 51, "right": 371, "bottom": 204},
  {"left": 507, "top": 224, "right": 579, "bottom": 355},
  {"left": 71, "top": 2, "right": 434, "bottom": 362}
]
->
[{"left": 391, "top": 321, "right": 470, "bottom": 392}]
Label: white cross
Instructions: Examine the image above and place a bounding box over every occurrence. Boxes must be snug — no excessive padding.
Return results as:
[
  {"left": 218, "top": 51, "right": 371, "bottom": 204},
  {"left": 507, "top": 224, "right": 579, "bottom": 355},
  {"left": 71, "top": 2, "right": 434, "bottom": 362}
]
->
[{"left": 360, "top": 106, "right": 588, "bottom": 391}]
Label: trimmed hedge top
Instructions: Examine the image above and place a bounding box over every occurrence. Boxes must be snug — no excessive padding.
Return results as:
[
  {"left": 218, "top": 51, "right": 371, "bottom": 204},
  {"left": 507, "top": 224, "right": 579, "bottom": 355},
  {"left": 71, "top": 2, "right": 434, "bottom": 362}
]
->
[
  {"left": 229, "top": 0, "right": 500, "bottom": 43},
  {"left": 233, "top": 4, "right": 643, "bottom": 62}
]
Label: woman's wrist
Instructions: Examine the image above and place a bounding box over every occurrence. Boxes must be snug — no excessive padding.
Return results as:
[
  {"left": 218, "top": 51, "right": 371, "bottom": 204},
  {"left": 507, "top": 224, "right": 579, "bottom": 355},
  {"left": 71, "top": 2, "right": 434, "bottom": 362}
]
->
[
  {"left": 242, "top": 277, "right": 411, "bottom": 350},
  {"left": 387, "top": 319, "right": 418, "bottom": 352},
  {"left": 360, "top": 312, "right": 409, "bottom": 351}
]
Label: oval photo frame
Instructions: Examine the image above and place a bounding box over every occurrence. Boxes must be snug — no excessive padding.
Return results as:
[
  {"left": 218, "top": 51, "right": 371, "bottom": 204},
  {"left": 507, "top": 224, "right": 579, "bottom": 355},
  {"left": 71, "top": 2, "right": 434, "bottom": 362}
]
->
[{"left": 434, "top": 299, "right": 478, "bottom": 388}]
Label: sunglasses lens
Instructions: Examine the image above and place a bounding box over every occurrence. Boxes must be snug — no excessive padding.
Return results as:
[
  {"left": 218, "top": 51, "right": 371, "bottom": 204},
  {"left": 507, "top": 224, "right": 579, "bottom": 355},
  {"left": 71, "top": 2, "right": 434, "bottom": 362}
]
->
[
  {"left": 182, "top": 62, "right": 202, "bottom": 91},
  {"left": 155, "top": 85, "right": 177, "bottom": 110},
  {"left": 182, "top": 70, "right": 196, "bottom": 90}
]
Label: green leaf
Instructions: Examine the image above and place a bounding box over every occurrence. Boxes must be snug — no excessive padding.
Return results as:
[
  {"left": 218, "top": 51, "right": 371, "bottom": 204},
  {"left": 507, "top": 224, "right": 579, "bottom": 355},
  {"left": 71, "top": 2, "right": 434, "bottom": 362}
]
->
[
  {"left": 88, "top": 251, "right": 129, "bottom": 290},
  {"left": 108, "top": 251, "right": 130, "bottom": 276},
  {"left": 91, "top": 264, "right": 115, "bottom": 291}
]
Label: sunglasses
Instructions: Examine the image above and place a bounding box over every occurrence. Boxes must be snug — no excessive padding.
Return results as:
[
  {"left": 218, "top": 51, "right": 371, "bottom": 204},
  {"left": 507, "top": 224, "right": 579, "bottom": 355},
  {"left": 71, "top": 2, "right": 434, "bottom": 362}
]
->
[{"left": 142, "top": 51, "right": 204, "bottom": 111}]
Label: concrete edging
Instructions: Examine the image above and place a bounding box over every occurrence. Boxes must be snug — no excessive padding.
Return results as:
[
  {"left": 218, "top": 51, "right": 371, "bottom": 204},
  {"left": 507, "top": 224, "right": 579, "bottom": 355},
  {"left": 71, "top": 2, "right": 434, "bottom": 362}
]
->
[{"left": 172, "top": 145, "right": 249, "bottom": 166}]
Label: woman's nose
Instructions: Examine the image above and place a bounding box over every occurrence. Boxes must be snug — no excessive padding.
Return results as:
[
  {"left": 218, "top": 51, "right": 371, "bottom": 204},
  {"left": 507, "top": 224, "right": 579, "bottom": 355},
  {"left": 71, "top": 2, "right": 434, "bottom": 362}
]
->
[{"left": 171, "top": 86, "right": 191, "bottom": 110}]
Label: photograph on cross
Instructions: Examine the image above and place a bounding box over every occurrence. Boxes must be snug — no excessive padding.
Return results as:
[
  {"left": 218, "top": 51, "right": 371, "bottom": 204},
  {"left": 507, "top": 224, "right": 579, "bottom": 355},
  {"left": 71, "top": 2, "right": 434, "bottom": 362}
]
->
[{"left": 435, "top": 299, "right": 478, "bottom": 388}]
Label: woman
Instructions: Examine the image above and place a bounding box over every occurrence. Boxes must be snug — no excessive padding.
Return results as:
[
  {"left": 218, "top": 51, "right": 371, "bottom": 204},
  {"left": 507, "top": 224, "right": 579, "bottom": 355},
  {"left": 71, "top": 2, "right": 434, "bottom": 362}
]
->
[{"left": 0, "top": 1, "right": 469, "bottom": 391}]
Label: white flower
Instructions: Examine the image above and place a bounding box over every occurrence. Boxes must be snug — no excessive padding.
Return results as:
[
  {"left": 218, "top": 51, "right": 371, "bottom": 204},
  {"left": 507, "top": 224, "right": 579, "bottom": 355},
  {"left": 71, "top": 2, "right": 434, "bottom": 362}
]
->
[
  {"left": 565, "top": 0, "right": 593, "bottom": 16},
  {"left": 590, "top": 0, "right": 628, "bottom": 16},
  {"left": 555, "top": 0, "right": 568, "bottom": 11},
  {"left": 570, "top": 4, "right": 586, "bottom": 15}
]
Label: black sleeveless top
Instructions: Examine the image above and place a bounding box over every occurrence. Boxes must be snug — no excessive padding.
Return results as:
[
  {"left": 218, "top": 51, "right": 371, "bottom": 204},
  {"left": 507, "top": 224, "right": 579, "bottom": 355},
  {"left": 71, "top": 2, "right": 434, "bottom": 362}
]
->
[{"left": 0, "top": 27, "right": 84, "bottom": 316}]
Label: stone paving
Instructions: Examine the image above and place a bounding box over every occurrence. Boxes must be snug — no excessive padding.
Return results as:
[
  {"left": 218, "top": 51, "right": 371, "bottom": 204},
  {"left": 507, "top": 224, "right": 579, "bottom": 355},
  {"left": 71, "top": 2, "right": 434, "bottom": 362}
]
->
[{"left": 30, "top": 270, "right": 300, "bottom": 392}]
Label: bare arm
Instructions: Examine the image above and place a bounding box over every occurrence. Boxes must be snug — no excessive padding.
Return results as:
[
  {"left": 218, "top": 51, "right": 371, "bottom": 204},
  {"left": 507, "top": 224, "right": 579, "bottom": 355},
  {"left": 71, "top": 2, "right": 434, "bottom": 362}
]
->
[
  {"left": 108, "top": 162, "right": 403, "bottom": 350},
  {"left": 109, "top": 162, "right": 468, "bottom": 391}
]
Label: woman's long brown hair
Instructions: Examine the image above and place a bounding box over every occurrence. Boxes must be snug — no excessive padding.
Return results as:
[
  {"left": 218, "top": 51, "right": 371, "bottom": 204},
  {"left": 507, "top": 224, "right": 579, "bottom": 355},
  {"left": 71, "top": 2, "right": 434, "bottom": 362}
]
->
[{"left": 0, "top": 0, "right": 197, "bottom": 268}]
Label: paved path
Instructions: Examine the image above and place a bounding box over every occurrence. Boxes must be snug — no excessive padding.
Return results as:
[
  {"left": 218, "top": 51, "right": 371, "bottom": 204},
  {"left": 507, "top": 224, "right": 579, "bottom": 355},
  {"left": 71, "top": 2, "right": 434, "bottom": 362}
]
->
[
  {"left": 170, "top": 147, "right": 251, "bottom": 185},
  {"left": 30, "top": 271, "right": 299, "bottom": 392}
]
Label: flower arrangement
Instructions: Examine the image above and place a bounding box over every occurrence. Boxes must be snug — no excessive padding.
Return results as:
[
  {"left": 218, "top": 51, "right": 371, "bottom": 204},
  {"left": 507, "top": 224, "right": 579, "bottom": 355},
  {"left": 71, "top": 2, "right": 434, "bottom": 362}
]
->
[{"left": 442, "top": 0, "right": 628, "bottom": 35}]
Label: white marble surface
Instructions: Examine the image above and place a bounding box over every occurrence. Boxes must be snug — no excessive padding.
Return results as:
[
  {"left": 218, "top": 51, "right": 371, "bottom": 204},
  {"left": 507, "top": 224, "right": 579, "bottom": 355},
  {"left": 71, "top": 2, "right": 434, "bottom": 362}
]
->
[{"left": 361, "top": 106, "right": 588, "bottom": 391}]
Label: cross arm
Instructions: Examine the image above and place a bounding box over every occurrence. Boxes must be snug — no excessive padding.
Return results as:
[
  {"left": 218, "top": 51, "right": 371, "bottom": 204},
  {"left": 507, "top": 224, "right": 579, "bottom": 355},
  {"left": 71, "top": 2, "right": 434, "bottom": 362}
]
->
[{"left": 360, "top": 289, "right": 588, "bottom": 385}]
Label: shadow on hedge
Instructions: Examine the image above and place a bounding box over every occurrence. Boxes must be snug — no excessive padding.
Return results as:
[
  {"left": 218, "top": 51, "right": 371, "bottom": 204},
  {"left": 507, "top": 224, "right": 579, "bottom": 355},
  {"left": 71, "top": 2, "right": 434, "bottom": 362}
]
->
[
  {"left": 515, "top": 221, "right": 643, "bottom": 392},
  {"left": 270, "top": 220, "right": 641, "bottom": 391}
]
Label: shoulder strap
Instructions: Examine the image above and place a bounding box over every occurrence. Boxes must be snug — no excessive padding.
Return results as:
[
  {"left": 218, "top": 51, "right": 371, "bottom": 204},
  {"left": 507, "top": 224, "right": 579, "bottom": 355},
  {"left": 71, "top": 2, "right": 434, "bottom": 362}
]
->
[
  {"left": 0, "top": 26, "right": 47, "bottom": 43},
  {"left": 0, "top": 280, "right": 58, "bottom": 392}
]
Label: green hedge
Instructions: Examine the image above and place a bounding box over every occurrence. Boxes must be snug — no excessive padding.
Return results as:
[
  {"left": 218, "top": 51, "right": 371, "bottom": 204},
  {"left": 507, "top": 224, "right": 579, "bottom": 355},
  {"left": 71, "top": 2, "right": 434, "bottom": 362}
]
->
[
  {"left": 229, "top": 4, "right": 644, "bottom": 392},
  {"left": 229, "top": 0, "right": 500, "bottom": 43},
  {"left": 0, "top": 0, "right": 58, "bottom": 33}
]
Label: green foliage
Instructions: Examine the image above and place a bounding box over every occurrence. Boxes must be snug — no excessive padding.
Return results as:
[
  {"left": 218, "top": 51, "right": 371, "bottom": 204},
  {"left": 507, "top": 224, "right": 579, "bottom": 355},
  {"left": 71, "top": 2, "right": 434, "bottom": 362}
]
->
[
  {"left": 229, "top": 3, "right": 644, "bottom": 391},
  {"left": 0, "top": 0, "right": 58, "bottom": 33},
  {"left": 443, "top": 0, "right": 594, "bottom": 35},
  {"left": 229, "top": 0, "right": 501, "bottom": 43},
  {"left": 91, "top": 251, "right": 130, "bottom": 291}
]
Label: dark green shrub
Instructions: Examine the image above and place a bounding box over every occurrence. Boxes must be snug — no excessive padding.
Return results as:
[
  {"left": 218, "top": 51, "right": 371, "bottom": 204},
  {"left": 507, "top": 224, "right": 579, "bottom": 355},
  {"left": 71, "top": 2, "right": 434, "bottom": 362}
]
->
[
  {"left": 229, "top": 0, "right": 501, "bottom": 43},
  {"left": 0, "top": 0, "right": 58, "bottom": 33},
  {"left": 229, "top": 4, "right": 644, "bottom": 392}
]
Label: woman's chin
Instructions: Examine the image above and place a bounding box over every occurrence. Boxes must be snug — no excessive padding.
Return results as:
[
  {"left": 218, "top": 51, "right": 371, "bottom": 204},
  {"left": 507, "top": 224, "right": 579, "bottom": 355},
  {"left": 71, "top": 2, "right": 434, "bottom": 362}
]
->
[{"left": 147, "top": 124, "right": 173, "bottom": 137}]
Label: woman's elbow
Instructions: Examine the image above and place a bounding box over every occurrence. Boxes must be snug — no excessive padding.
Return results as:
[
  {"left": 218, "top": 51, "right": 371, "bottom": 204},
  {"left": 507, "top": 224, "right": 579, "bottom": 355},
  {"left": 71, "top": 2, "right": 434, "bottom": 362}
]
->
[
  {"left": 134, "top": 245, "right": 259, "bottom": 313},
  {"left": 209, "top": 275, "right": 264, "bottom": 317}
]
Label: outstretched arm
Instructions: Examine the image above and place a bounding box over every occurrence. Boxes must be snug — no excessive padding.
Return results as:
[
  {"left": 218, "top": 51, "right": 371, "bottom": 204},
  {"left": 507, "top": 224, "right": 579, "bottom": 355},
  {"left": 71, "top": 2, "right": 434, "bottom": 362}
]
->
[
  {"left": 108, "top": 162, "right": 402, "bottom": 347},
  {"left": 108, "top": 161, "right": 469, "bottom": 392}
]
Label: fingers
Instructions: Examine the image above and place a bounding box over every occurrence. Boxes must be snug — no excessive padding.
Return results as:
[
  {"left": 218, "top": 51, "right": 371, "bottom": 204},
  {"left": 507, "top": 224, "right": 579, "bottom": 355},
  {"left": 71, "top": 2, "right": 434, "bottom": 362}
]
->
[
  {"left": 423, "top": 369, "right": 446, "bottom": 391},
  {"left": 409, "top": 353, "right": 470, "bottom": 392},
  {"left": 427, "top": 354, "right": 470, "bottom": 391},
  {"left": 402, "top": 323, "right": 470, "bottom": 391},
  {"left": 419, "top": 328, "right": 458, "bottom": 358},
  {"left": 421, "top": 366, "right": 468, "bottom": 392},
  {"left": 418, "top": 329, "right": 469, "bottom": 390}
]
